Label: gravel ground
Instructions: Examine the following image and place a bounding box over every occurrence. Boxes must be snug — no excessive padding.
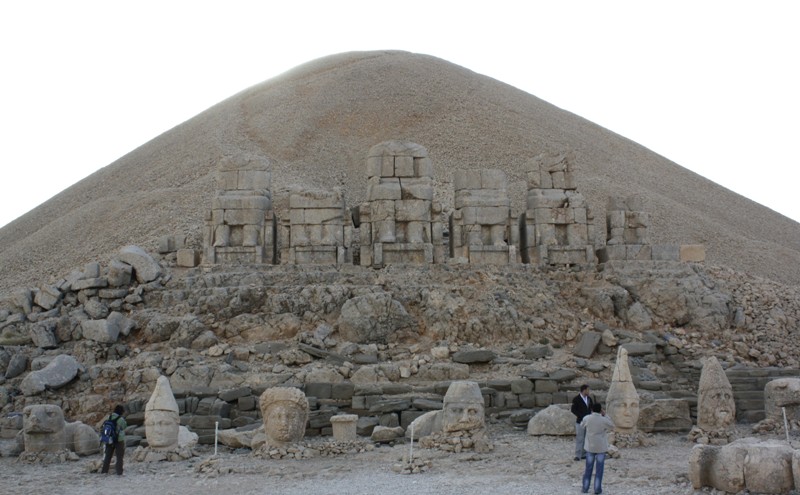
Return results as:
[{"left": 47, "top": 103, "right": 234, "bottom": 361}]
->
[{"left": 2, "top": 422, "right": 739, "bottom": 495}]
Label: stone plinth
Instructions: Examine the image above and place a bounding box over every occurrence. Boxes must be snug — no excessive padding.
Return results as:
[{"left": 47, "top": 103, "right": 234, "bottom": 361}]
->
[{"left": 329, "top": 414, "right": 358, "bottom": 442}]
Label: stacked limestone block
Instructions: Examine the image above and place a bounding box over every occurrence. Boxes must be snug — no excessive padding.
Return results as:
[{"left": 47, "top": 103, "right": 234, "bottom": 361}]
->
[
  {"left": 280, "top": 188, "right": 351, "bottom": 264},
  {"left": 449, "top": 170, "right": 518, "bottom": 264},
  {"left": 519, "top": 151, "right": 596, "bottom": 265},
  {"left": 358, "top": 141, "right": 444, "bottom": 267},
  {"left": 597, "top": 196, "right": 653, "bottom": 261},
  {"left": 203, "top": 153, "right": 277, "bottom": 264},
  {"left": 596, "top": 195, "right": 706, "bottom": 263}
]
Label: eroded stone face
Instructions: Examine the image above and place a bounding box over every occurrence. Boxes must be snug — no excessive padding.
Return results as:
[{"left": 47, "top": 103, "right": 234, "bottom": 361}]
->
[
  {"left": 606, "top": 347, "right": 640, "bottom": 432},
  {"left": 442, "top": 381, "right": 485, "bottom": 433},
  {"left": 764, "top": 377, "right": 800, "bottom": 423},
  {"left": 145, "top": 375, "right": 180, "bottom": 450},
  {"left": 23, "top": 404, "right": 66, "bottom": 453},
  {"left": 697, "top": 357, "right": 735, "bottom": 432},
  {"left": 690, "top": 439, "right": 796, "bottom": 494},
  {"left": 145, "top": 410, "right": 179, "bottom": 450},
  {"left": 259, "top": 387, "right": 309, "bottom": 446},
  {"left": 608, "top": 395, "right": 640, "bottom": 431}
]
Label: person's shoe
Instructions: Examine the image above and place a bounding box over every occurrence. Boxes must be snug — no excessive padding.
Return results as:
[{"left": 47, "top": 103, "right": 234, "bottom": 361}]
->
[{"left": 574, "top": 457, "right": 580, "bottom": 461}]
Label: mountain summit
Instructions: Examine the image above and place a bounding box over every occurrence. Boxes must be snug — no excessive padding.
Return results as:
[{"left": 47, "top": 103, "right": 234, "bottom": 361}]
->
[{"left": 1, "top": 50, "right": 798, "bottom": 289}]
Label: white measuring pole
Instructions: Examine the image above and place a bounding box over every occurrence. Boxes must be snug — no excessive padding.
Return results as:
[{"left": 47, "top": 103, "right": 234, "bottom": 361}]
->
[
  {"left": 214, "top": 421, "right": 219, "bottom": 456},
  {"left": 782, "top": 407, "right": 790, "bottom": 443}
]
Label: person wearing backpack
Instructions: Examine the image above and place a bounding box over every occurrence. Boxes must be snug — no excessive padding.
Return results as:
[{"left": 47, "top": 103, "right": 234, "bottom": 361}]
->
[{"left": 100, "top": 405, "right": 127, "bottom": 475}]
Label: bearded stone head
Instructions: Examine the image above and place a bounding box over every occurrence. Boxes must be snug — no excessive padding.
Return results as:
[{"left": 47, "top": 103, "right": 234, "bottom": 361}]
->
[
  {"left": 442, "top": 381, "right": 485, "bottom": 433},
  {"left": 697, "top": 357, "right": 736, "bottom": 431}
]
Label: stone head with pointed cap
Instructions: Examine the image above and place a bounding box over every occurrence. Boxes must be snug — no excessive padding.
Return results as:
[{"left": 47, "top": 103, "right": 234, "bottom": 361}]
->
[
  {"left": 697, "top": 356, "right": 735, "bottom": 431},
  {"left": 606, "top": 347, "right": 640, "bottom": 432},
  {"left": 145, "top": 375, "right": 180, "bottom": 450}
]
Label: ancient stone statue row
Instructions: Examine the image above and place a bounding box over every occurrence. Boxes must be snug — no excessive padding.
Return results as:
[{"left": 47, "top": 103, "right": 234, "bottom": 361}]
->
[{"left": 201, "top": 141, "right": 704, "bottom": 268}]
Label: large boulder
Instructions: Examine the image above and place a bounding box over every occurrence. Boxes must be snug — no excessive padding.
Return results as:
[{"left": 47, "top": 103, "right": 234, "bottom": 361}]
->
[
  {"left": 690, "top": 438, "right": 797, "bottom": 494},
  {"left": 794, "top": 450, "right": 800, "bottom": 492},
  {"left": 336, "top": 292, "right": 415, "bottom": 344},
  {"left": 527, "top": 405, "right": 575, "bottom": 436},
  {"left": 743, "top": 440, "right": 796, "bottom": 494},
  {"left": 19, "top": 354, "right": 80, "bottom": 396},
  {"left": 65, "top": 421, "right": 101, "bottom": 456},
  {"left": 117, "top": 245, "right": 162, "bottom": 283},
  {"left": 80, "top": 312, "right": 135, "bottom": 343},
  {"left": 638, "top": 399, "right": 692, "bottom": 433},
  {"left": 371, "top": 425, "right": 404, "bottom": 442}
]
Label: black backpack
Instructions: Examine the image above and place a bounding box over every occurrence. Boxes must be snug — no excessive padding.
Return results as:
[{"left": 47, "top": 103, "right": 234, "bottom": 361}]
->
[{"left": 100, "top": 414, "right": 119, "bottom": 445}]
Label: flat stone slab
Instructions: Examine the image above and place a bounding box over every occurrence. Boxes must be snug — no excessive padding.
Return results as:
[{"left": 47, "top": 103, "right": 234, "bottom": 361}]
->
[
  {"left": 523, "top": 345, "right": 553, "bottom": 360},
  {"left": 621, "top": 342, "right": 657, "bottom": 356},
  {"left": 369, "top": 398, "right": 411, "bottom": 413},
  {"left": 548, "top": 369, "right": 578, "bottom": 382},
  {"left": 573, "top": 331, "right": 601, "bottom": 358},
  {"left": 452, "top": 349, "right": 496, "bottom": 364}
]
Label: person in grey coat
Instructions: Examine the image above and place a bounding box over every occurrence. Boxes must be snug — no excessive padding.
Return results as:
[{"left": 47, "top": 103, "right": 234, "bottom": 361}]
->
[{"left": 580, "top": 403, "right": 615, "bottom": 494}]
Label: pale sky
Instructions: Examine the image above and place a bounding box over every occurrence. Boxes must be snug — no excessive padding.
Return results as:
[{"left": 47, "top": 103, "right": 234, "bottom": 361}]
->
[{"left": 2, "top": 1, "right": 798, "bottom": 229}]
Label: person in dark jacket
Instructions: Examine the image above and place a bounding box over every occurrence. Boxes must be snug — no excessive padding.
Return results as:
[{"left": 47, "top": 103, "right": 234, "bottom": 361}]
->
[
  {"left": 101, "top": 405, "right": 127, "bottom": 475},
  {"left": 571, "top": 384, "right": 593, "bottom": 461}
]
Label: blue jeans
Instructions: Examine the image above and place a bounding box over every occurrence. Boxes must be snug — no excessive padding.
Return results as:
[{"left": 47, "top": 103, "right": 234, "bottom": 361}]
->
[{"left": 582, "top": 452, "right": 606, "bottom": 494}]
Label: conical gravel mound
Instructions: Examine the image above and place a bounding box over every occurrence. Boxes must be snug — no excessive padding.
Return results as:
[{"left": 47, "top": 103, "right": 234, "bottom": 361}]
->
[{"left": 2, "top": 50, "right": 799, "bottom": 290}]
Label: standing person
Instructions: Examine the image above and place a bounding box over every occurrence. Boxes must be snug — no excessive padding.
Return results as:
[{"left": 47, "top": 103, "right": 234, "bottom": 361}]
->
[
  {"left": 580, "top": 403, "right": 615, "bottom": 494},
  {"left": 101, "top": 405, "right": 127, "bottom": 475},
  {"left": 571, "top": 384, "right": 593, "bottom": 461}
]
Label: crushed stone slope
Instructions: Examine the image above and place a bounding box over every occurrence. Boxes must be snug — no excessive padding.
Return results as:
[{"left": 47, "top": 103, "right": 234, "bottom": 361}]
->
[{"left": 1, "top": 50, "right": 799, "bottom": 291}]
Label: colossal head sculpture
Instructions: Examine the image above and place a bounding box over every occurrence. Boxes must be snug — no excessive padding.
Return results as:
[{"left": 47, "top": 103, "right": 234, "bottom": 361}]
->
[
  {"left": 442, "top": 381, "right": 485, "bottom": 433},
  {"left": 22, "top": 404, "right": 66, "bottom": 453},
  {"left": 145, "top": 375, "right": 180, "bottom": 450},
  {"left": 259, "top": 387, "right": 309, "bottom": 446},
  {"left": 606, "top": 347, "right": 640, "bottom": 432},
  {"left": 697, "top": 357, "right": 736, "bottom": 432},
  {"left": 764, "top": 377, "right": 800, "bottom": 424}
]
